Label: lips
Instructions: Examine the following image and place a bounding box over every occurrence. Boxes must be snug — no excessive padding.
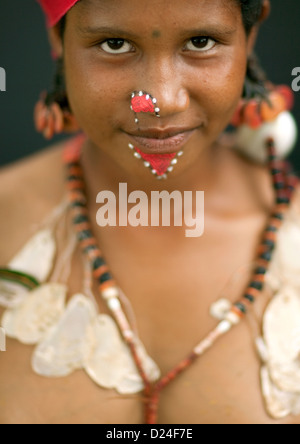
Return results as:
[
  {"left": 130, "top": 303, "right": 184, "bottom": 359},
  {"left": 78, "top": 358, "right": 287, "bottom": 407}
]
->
[{"left": 127, "top": 128, "right": 197, "bottom": 155}]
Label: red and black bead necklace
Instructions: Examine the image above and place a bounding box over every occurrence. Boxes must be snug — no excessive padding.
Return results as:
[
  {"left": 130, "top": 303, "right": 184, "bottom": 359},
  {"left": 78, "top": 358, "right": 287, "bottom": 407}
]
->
[{"left": 64, "top": 135, "right": 299, "bottom": 424}]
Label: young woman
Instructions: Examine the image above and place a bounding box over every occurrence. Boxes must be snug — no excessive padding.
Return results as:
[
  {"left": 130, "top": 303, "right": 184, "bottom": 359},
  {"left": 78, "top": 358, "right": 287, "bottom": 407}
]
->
[{"left": 0, "top": 0, "right": 300, "bottom": 424}]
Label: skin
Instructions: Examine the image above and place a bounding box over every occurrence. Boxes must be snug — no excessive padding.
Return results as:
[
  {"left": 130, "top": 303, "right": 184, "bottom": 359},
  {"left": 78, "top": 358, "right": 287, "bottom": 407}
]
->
[
  {"left": 1, "top": 0, "right": 300, "bottom": 424},
  {"left": 60, "top": 0, "right": 252, "bottom": 195}
]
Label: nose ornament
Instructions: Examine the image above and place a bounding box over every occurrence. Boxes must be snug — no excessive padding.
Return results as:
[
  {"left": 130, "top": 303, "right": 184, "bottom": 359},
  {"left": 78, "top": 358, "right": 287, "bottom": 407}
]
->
[
  {"left": 131, "top": 91, "right": 161, "bottom": 124},
  {"left": 129, "top": 91, "right": 183, "bottom": 179}
]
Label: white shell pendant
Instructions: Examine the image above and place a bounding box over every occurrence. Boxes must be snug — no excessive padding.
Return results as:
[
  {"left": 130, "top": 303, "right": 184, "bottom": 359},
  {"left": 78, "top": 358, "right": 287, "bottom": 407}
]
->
[
  {"left": 2, "top": 283, "right": 67, "bottom": 344},
  {"left": 32, "top": 294, "right": 97, "bottom": 378},
  {"left": 1, "top": 306, "right": 18, "bottom": 338},
  {"left": 84, "top": 315, "right": 161, "bottom": 394},
  {"left": 257, "top": 286, "right": 300, "bottom": 419},
  {"left": 261, "top": 366, "right": 300, "bottom": 419},
  {"left": 0, "top": 229, "right": 56, "bottom": 308},
  {"left": 0, "top": 281, "right": 29, "bottom": 309},
  {"left": 265, "top": 207, "right": 300, "bottom": 292},
  {"left": 263, "top": 287, "right": 300, "bottom": 392},
  {"left": 9, "top": 229, "right": 56, "bottom": 281},
  {"left": 235, "top": 111, "right": 297, "bottom": 164}
]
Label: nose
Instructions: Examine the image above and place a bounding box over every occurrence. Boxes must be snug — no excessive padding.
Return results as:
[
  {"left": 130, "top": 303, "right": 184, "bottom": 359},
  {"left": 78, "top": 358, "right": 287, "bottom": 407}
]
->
[{"left": 139, "top": 58, "right": 190, "bottom": 118}]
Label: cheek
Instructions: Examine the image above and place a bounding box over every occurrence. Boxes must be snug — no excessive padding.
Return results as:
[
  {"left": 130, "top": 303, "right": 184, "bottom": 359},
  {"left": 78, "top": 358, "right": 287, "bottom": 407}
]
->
[
  {"left": 64, "top": 38, "right": 247, "bottom": 142},
  {"left": 64, "top": 48, "right": 127, "bottom": 138},
  {"left": 191, "top": 51, "right": 247, "bottom": 127}
]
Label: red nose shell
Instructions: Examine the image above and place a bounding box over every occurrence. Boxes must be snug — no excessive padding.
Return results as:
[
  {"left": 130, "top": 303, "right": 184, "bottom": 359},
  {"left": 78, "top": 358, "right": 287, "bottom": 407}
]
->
[{"left": 131, "top": 95, "right": 155, "bottom": 114}]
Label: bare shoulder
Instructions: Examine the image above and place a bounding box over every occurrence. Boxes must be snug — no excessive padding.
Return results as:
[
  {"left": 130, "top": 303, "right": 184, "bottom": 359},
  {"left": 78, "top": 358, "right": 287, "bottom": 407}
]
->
[
  {"left": 292, "top": 180, "right": 300, "bottom": 206},
  {"left": 0, "top": 141, "right": 66, "bottom": 264}
]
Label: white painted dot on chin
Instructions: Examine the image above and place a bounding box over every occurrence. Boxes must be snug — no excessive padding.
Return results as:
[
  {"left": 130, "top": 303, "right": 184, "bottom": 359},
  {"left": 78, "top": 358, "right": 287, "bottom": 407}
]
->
[{"left": 156, "top": 174, "right": 168, "bottom": 180}]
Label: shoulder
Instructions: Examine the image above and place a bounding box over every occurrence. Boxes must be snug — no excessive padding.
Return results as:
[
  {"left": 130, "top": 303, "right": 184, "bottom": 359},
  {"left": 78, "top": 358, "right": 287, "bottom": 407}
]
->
[
  {"left": 291, "top": 181, "right": 300, "bottom": 209},
  {"left": 0, "top": 141, "right": 66, "bottom": 264},
  {"left": 285, "top": 179, "right": 300, "bottom": 225},
  {"left": 285, "top": 180, "right": 300, "bottom": 233},
  {"left": 0, "top": 141, "right": 66, "bottom": 196}
]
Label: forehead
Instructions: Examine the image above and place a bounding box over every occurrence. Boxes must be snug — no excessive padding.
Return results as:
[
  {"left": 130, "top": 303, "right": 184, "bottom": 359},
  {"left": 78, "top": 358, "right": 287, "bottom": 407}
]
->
[{"left": 71, "top": 0, "right": 241, "bottom": 30}]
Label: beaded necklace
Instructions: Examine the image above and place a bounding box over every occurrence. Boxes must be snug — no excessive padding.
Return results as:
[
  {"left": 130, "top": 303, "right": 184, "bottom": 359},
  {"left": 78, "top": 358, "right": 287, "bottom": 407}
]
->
[{"left": 64, "top": 134, "right": 299, "bottom": 424}]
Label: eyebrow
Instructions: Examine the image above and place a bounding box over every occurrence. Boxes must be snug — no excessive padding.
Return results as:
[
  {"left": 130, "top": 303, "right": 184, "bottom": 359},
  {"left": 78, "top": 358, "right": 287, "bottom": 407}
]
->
[
  {"left": 183, "top": 26, "right": 236, "bottom": 37},
  {"left": 77, "top": 25, "right": 140, "bottom": 40},
  {"left": 77, "top": 24, "right": 236, "bottom": 40}
]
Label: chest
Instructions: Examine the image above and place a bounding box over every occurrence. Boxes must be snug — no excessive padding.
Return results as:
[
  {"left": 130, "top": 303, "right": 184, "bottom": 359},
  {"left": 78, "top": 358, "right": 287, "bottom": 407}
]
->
[
  {"left": 0, "top": 316, "right": 294, "bottom": 425},
  {"left": 0, "top": 214, "right": 294, "bottom": 424}
]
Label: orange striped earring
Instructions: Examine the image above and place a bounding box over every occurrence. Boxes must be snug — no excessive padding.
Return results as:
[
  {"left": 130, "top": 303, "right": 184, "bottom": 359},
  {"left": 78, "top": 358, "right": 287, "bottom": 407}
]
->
[{"left": 34, "top": 92, "right": 80, "bottom": 140}]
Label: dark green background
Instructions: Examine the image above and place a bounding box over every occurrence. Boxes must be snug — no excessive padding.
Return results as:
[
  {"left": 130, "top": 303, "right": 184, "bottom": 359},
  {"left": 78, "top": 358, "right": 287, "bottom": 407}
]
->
[{"left": 0, "top": 0, "right": 300, "bottom": 171}]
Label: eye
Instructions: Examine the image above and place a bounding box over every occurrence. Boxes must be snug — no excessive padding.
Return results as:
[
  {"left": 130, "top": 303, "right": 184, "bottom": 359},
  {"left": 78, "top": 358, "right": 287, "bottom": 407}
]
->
[
  {"left": 185, "top": 37, "right": 216, "bottom": 52},
  {"left": 100, "top": 38, "right": 134, "bottom": 54}
]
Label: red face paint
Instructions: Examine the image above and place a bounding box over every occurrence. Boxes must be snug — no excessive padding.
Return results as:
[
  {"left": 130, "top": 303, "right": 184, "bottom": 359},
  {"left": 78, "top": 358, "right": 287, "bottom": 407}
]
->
[
  {"left": 130, "top": 92, "right": 180, "bottom": 178},
  {"left": 134, "top": 149, "right": 177, "bottom": 177}
]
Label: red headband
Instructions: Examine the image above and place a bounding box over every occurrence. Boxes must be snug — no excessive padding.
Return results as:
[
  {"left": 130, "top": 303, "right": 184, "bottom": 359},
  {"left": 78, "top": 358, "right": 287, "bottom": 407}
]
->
[{"left": 37, "top": 0, "right": 80, "bottom": 27}]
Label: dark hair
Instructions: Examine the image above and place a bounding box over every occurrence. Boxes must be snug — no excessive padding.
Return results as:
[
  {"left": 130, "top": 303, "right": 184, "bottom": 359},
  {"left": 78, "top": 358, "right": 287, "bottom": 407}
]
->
[
  {"left": 240, "top": 0, "right": 264, "bottom": 34},
  {"left": 239, "top": 0, "right": 268, "bottom": 98},
  {"left": 48, "top": 0, "right": 267, "bottom": 110}
]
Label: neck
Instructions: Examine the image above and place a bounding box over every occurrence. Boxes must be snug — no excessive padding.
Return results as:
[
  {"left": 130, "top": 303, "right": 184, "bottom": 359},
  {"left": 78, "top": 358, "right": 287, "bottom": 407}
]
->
[{"left": 80, "top": 135, "right": 275, "bottom": 229}]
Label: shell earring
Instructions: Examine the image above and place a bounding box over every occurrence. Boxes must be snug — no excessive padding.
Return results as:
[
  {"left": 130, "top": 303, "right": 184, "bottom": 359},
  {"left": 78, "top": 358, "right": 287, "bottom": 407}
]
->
[
  {"left": 34, "top": 58, "right": 80, "bottom": 140},
  {"left": 34, "top": 93, "right": 80, "bottom": 140},
  {"left": 231, "top": 85, "right": 297, "bottom": 164}
]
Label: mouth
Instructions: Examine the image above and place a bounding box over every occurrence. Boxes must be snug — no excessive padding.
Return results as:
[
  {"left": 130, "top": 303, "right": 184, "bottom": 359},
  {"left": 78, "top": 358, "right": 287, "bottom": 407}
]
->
[{"left": 125, "top": 127, "right": 199, "bottom": 154}]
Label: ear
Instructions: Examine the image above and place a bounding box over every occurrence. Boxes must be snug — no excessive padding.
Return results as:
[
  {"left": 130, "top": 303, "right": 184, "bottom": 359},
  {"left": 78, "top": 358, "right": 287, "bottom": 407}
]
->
[
  {"left": 246, "top": 0, "right": 271, "bottom": 56},
  {"left": 259, "top": 0, "right": 271, "bottom": 22},
  {"left": 48, "top": 25, "right": 64, "bottom": 59}
]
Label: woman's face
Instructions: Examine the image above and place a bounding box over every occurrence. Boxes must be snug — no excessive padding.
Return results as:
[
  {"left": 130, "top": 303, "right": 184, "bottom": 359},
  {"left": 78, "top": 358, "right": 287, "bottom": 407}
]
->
[{"left": 62, "top": 0, "right": 254, "bottom": 178}]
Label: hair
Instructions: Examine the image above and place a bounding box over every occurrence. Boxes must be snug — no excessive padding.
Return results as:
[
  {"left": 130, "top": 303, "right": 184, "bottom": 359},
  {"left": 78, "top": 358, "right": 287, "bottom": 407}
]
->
[
  {"left": 46, "top": 0, "right": 267, "bottom": 110},
  {"left": 240, "top": 0, "right": 265, "bottom": 34}
]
